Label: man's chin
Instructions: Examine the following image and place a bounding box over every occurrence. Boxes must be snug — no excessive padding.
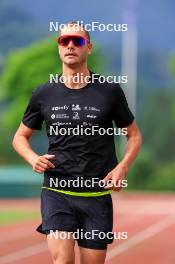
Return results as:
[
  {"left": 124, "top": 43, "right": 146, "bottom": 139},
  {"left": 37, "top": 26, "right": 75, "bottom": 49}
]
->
[{"left": 64, "top": 59, "right": 79, "bottom": 66}]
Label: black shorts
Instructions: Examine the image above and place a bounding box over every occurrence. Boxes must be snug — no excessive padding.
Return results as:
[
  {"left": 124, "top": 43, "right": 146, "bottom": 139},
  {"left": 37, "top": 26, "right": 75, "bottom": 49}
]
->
[{"left": 36, "top": 188, "right": 114, "bottom": 250}]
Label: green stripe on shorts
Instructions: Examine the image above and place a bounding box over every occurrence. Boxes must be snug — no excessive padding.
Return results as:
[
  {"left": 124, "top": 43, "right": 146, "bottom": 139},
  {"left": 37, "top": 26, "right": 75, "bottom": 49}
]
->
[{"left": 42, "top": 187, "right": 113, "bottom": 197}]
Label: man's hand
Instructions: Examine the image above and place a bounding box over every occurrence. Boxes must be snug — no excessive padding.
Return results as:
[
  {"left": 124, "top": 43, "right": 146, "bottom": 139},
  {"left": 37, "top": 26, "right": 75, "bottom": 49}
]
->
[
  {"left": 12, "top": 123, "right": 56, "bottom": 174},
  {"left": 103, "top": 121, "right": 142, "bottom": 192},
  {"left": 30, "top": 154, "right": 56, "bottom": 174},
  {"left": 103, "top": 163, "right": 128, "bottom": 192}
]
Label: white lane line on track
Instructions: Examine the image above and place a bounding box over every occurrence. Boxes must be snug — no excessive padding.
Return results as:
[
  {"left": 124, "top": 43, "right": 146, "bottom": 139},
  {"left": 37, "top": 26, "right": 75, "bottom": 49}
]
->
[
  {"left": 0, "top": 242, "right": 47, "bottom": 264},
  {"left": 106, "top": 216, "right": 175, "bottom": 261},
  {"left": 0, "top": 230, "right": 36, "bottom": 243},
  {"left": 0, "top": 217, "right": 174, "bottom": 264},
  {"left": 112, "top": 203, "right": 175, "bottom": 215}
]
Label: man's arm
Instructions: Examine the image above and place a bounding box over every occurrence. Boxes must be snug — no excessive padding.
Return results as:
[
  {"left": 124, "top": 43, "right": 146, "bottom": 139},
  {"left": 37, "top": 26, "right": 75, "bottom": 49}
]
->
[
  {"left": 12, "top": 122, "right": 55, "bottom": 174},
  {"left": 104, "top": 120, "right": 142, "bottom": 191}
]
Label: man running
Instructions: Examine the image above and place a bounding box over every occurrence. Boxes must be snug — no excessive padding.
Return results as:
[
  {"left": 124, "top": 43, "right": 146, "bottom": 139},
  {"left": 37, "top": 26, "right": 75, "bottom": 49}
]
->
[{"left": 12, "top": 21, "right": 142, "bottom": 264}]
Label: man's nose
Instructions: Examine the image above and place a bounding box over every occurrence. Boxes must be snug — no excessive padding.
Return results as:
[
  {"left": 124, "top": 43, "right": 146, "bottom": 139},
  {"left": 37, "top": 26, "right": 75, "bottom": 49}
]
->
[{"left": 67, "top": 40, "right": 75, "bottom": 48}]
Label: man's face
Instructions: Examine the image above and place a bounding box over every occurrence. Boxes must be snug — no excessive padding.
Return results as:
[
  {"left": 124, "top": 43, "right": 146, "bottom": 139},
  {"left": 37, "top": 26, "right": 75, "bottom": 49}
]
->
[{"left": 58, "top": 25, "right": 92, "bottom": 67}]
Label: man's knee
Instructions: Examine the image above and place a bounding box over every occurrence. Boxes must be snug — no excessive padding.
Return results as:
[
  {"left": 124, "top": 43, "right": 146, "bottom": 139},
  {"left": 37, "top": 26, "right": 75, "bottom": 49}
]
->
[
  {"left": 47, "top": 232, "right": 75, "bottom": 264},
  {"left": 51, "top": 250, "right": 74, "bottom": 264},
  {"left": 47, "top": 238, "right": 75, "bottom": 263}
]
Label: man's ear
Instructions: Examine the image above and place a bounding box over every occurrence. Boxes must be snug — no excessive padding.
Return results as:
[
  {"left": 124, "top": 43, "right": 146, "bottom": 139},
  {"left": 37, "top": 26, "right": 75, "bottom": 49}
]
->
[{"left": 88, "top": 43, "right": 93, "bottom": 55}]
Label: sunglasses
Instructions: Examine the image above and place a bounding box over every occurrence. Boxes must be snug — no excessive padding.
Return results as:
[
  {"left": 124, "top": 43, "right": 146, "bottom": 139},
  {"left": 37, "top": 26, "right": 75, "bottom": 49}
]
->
[{"left": 57, "top": 35, "right": 90, "bottom": 47}]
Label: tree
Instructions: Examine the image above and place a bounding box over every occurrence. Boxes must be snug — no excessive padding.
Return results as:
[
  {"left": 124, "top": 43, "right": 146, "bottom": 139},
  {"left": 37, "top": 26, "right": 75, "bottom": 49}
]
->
[{"left": 1, "top": 38, "right": 104, "bottom": 131}]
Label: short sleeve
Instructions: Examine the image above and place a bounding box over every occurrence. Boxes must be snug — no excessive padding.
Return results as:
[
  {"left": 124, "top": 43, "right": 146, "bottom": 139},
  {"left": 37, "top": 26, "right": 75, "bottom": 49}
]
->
[
  {"left": 112, "top": 84, "right": 135, "bottom": 128},
  {"left": 22, "top": 86, "right": 44, "bottom": 130}
]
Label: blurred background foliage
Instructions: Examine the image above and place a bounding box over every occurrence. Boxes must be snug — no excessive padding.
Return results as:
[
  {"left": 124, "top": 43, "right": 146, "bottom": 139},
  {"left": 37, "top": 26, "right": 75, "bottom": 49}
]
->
[{"left": 0, "top": 0, "right": 174, "bottom": 194}]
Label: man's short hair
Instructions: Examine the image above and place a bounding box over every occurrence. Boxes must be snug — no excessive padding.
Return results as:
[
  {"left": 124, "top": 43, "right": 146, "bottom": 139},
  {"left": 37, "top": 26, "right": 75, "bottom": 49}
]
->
[{"left": 60, "top": 21, "right": 91, "bottom": 42}]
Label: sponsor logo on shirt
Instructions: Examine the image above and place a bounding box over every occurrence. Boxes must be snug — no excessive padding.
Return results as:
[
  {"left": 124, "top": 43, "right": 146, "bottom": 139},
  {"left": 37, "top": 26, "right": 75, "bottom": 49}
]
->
[
  {"left": 52, "top": 105, "right": 69, "bottom": 111},
  {"left": 73, "top": 112, "right": 80, "bottom": 120},
  {"left": 84, "top": 106, "right": 100, "bottom": 111},
  {"left": 87, "top": 114, "right": 97, "bottom": 119},
  {"left": 52, "top": 122, "right": 72, "bottom": 126},
  {"left": 72, "top": 104, "right": 81, "bottom": 111},
  {"left": 51, "top": 114, "right": 56, "bottom": 119},
  {"left": 51, "top": 113, "right": 70, "bottom": 119}
]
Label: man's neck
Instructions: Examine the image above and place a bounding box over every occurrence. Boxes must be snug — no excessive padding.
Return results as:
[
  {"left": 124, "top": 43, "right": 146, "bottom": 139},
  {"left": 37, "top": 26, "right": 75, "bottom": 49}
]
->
[{"left": 62, "top": 64, "right": 90, "bottom": 89}]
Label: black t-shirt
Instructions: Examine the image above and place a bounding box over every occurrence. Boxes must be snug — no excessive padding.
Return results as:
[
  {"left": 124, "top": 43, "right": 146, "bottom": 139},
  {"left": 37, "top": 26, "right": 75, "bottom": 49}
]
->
[{"left": 22, "top": 71, "right": 134, "bottom": 192}]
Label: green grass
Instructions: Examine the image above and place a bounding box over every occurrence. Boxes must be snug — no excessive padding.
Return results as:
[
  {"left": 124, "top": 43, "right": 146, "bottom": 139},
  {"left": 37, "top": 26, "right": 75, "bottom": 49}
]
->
[{"left": 0, "top": 210, "right": 40, "bottom": 226}]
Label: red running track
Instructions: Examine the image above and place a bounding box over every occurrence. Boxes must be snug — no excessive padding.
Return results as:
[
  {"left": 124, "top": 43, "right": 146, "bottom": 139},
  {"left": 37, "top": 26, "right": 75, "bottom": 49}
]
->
[{"left": 0, "top": 192, "right": 175, "bottom": 264}]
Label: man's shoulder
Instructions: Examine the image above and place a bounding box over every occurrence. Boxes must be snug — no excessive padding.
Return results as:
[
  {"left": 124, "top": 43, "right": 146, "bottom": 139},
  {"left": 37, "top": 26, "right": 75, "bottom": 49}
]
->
[
  {"left": 35, "top": 81, "right": 54, "bottom": 92},
  {"left": 32, "top": 81, "right": 56, "bottom": 98}
]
